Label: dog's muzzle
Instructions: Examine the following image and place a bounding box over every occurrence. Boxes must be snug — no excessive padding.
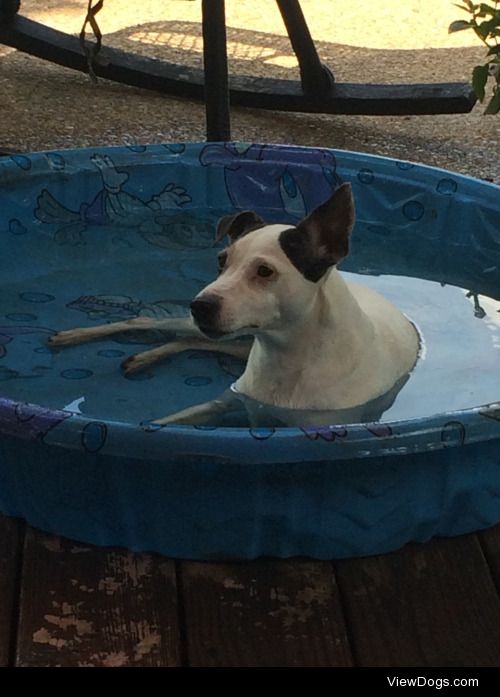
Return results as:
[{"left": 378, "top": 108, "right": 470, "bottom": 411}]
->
[{"left": 190, "top": 295, "right": 223, "bottom": 338}]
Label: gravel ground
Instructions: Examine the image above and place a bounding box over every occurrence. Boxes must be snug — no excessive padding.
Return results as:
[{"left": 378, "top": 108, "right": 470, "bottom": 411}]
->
[{"left": 0, "top": 0, "right": 499, "bottom": 181}]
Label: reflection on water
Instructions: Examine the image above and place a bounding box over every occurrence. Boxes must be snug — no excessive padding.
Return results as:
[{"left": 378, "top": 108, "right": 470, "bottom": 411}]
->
[{"left": 349, "top": 273, "right": 500, "bottom": 423}]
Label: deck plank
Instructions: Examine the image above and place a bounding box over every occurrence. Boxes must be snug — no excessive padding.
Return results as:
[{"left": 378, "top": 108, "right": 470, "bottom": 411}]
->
[
  {"left": 180, "top": 559, "right": 353, "bottom": 667},
  {"left": 335, "top": 535, "right": 500, "bottom": 667},
  {"left": 15, "top": 528, "right": 181, "bottom": 667},
  {"left": 478, "top": 524, "right": 500, "bottom": 590},
  {"left": 0, "top": 514, "right": 24, "bottom": 667}
]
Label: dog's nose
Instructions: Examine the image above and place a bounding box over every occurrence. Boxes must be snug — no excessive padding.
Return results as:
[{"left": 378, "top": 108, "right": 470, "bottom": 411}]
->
[{"left": 190, "top": 296, "right": 220, "bottom": 327}]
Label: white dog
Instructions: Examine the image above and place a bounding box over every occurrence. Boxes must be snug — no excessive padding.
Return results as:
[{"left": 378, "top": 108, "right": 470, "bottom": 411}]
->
[{"left": 49, "top": 184, "right": 419, "bottom": 426}]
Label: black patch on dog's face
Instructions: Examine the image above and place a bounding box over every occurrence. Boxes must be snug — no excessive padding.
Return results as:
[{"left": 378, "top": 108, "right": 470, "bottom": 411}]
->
[
  {"left": 279, "top": 227, "right": 332, "bottom": 282},
  {"left": 279, "top": 183, "right": 355, "bottom": 282}
]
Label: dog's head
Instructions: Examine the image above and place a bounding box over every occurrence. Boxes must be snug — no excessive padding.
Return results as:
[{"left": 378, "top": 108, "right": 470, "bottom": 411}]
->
[{"left": 190, "top": 183, "right": 355, "bottom": 339}]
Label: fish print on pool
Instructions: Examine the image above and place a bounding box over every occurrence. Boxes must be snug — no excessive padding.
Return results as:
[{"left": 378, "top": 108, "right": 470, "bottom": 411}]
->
[
  {"left": 0, "top": 398, "right": 72, "bottom": 442},
  {"left": 34, "top": 153, "right": 212, "bottom": 248},
  {"left": 200, "top": 143, "right": 341, "bottom": 221}
]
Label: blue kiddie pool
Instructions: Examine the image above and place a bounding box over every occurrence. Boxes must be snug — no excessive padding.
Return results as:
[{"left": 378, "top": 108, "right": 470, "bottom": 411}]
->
[{"left": 1, "top": 141, "right": 500, "bottom": 559}]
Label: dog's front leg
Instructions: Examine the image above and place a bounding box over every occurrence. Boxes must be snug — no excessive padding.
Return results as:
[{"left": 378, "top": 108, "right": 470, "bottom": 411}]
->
[
  {"left": 48, "top": 316, "right": 201, "bottom": 347},
  {"left": 122, "top": 337, "right": 251, "bottom": 375},
  {"left": 153, "top": 391, "right": 243, "bottom": 426}
]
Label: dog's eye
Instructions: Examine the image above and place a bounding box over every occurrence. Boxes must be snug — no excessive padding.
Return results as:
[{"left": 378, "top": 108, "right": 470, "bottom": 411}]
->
[{"left": 256, "top": 265, "right": 274, "bottom": 278}]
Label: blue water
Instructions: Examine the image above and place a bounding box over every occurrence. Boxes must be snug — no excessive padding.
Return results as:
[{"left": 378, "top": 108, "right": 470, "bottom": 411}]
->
[
  {"left": 1, "top": 239, "right": 500, "bottom": 427},
  {"left": 349, "top": 273, "right": 500, "bottom": 422}
]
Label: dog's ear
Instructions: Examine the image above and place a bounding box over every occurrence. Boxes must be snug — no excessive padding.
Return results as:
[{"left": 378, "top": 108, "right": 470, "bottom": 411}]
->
[
  {"left": 215, "top": 210, "right": 265, "bottom": 245},
  {"left": 279, "top": 183, "right": 355, "bottom": 282}
]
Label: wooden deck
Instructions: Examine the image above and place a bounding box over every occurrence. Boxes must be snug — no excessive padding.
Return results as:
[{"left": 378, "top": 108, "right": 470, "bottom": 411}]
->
[{"left": 2, "top": 513, "right": 500, "bottom": 667}]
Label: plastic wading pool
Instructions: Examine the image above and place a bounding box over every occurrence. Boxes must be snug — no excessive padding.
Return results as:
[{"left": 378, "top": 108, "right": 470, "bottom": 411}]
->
[{"left": 1, "top": 142, "right": 500, "bottom": 560}]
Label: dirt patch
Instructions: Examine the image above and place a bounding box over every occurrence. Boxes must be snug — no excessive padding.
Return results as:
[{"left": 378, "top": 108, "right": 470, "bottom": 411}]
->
[{"left": 0, "top": 0, "right": 498, "bottom": 180}]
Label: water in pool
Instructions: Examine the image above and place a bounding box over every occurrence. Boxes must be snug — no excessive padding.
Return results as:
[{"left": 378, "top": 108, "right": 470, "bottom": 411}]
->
[{"left": 1, "top": 233, "right": 500, "bottom": 428}]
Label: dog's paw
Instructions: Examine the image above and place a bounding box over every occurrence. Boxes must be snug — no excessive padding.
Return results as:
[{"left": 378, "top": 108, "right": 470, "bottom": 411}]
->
[
  {"left": 48, "top": 330, "right": 82, "bottom": 347},
  {"left": 121, "top": 353, "right": 147, "bottom": 375}
]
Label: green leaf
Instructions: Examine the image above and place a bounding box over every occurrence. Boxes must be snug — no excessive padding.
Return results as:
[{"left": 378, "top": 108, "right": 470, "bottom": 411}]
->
[
  {"left": 476, "top": 18, "right": 500, "bottom": 38},
  {"left": 453, "top": 1, "right": 474, "bottom": 10},
  {"left": 479, "top": 3, "right": 500, "bottom": 16},
  {"left": 476, "top": 21, "right": 489, "bottom": 38},
  {"left": 472, "top": 63, "right": 490, "bottom": 100},
  {"left": 488, "top": 44, "right": 500, "bottom": 54},
  {"left": 449, "top": 19, "right": 472, "bottom": 33},
  {"left": 485, "top": 88, "right": 500, "bottom": 113}
]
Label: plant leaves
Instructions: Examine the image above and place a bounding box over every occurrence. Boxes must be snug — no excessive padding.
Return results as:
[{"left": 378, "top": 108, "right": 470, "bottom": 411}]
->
[
  {"left": 448, "top": 19, "right": 472, "bottom": 33},
  {"left": 485, "top": 88, "right": 500, "bottom": 113},
  {"left": 472, "top": 63, "right": 490, "bottom": 101},
  {"left": 476, "top": 18, "right": 500, "bottom": 38},
  {"left": 479, "top": 3, "right": 500, "bottom": 16}
]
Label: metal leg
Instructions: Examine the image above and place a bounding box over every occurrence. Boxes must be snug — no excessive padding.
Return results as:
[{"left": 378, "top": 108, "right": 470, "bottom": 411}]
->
[
  {"left": 201, "top": 0, "right": 231, "bottom": 141},
  {"left": 0, "top": 1, "right": 20, "bottom": 23},
  {"left": 276, "top": 0, "right": 334, "bottom": 99}
]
